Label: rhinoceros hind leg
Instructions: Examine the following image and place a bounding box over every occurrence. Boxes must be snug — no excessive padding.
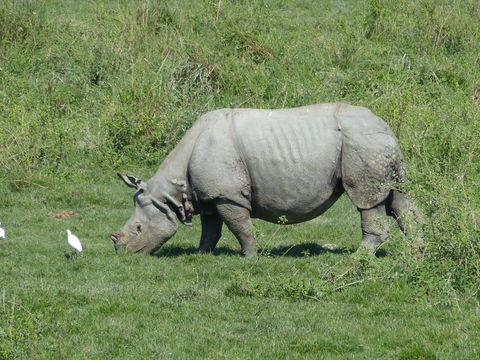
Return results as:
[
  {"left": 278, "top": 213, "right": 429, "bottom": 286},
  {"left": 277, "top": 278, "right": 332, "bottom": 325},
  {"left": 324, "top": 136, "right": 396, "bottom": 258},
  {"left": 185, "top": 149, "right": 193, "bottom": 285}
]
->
[
  {"left": 386, "top": 190, "right": 425, "bottom": 249},
  {"left": 198, "top": 213, "right": 223, "bottom": 253},
  {"left": 359, "top": 203, "right": 390, "bottom": 254},
  {"left": 215, "top": 199, "right": 256, "bottom": 257},
  {"left": 386, "top": 190, "right": 421, "bottom": 234}
]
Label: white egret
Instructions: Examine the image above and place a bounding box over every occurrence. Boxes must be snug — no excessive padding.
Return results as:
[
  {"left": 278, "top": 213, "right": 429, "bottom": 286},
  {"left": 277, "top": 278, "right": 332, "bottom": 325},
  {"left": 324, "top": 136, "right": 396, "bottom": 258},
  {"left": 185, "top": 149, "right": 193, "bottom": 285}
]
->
[
  {"left": 0, "top": 222, "right": 5, "bottom": 239},
  {"left": 66, "top": 229, "right": 82, "bottom": 258}
]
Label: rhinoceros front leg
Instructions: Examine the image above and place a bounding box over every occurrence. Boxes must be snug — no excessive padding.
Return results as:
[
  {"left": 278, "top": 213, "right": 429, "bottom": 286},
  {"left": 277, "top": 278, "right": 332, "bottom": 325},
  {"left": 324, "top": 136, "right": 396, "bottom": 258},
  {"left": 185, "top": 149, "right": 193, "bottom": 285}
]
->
[
  {"left": 215, "top": 199, "right": 256, "bottom": 257},
  {"left": 359, "top": 203, "right": 390, "bottom": 254},
  {"left": 198, "top": 213, "right": 223, "bottom": 253}
]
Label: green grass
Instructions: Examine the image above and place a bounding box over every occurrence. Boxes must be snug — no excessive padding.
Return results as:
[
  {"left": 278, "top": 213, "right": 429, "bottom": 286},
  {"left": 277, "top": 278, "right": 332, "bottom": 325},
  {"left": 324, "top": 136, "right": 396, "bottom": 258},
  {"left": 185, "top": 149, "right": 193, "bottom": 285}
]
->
[
  {"left": 1, "top": 0, "right": 479, "bottom": 358},
  {"left": 1, "top": 178, "right": 479, "bottom": 359}
]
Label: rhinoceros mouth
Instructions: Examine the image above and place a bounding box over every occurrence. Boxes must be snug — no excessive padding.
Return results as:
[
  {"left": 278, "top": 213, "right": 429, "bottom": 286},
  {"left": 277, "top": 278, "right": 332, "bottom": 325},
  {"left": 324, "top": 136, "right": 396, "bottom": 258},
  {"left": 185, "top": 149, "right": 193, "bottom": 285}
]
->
[
  {"left": 132, "top": 245, "right": 147, "bottom": 253},
  {"left": 110, "top": 230, "right": 171, "bottom": 255}
]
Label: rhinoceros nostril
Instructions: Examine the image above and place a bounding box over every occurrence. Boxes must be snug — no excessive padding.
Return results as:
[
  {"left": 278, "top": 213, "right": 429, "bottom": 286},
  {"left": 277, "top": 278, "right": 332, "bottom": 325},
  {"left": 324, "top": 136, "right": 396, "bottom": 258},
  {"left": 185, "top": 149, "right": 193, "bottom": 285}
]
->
[{"left": 110, "top": 232, "right": 122, "bottom": 244}]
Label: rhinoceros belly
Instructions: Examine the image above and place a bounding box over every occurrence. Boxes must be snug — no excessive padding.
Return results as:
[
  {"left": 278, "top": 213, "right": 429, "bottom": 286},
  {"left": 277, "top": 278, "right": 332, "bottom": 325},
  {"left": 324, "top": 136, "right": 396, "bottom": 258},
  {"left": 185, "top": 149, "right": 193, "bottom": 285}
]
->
[{"left": 233, "top": 104, "right": 343, "bottom": 223}]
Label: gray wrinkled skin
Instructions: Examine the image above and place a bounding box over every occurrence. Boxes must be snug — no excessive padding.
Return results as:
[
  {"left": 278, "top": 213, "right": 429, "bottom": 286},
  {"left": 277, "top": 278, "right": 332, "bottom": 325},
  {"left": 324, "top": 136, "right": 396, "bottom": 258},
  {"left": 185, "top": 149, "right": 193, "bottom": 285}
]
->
[{"left": 111, "top": 103, "right": 422, "bottom": 256}]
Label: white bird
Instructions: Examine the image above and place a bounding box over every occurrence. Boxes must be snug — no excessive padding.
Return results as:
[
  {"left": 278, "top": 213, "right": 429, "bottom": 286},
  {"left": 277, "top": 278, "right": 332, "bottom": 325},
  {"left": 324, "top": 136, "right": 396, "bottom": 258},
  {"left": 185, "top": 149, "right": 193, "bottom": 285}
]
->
[
  {"left": 0, "top": 222, "right": 5, "bottom": 239},
  {"left": 66, "top": 229, "right": 82, "bottom": 252}
]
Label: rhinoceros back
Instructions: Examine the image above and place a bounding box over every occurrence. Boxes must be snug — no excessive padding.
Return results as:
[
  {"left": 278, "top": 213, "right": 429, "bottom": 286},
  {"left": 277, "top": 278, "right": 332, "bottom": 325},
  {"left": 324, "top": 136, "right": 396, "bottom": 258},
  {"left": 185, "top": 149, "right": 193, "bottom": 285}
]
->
[{"left": 232, "top": 104, "right": 343, "bottom": 222}]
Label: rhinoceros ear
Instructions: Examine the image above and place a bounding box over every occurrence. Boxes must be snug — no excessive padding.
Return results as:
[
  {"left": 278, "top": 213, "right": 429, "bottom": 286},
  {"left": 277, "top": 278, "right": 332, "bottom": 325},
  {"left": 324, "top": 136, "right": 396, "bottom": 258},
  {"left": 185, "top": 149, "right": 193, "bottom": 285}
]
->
[{"left": 117, "top": 173, "right": 146, "bottom": 190}]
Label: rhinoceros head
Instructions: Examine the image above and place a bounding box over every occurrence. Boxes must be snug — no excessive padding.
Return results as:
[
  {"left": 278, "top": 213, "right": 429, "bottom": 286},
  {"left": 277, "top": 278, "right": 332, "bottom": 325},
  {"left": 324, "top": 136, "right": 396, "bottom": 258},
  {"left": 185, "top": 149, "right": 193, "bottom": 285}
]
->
[{"left": 110, "top": 173, "right": 180, "bottom": 254}]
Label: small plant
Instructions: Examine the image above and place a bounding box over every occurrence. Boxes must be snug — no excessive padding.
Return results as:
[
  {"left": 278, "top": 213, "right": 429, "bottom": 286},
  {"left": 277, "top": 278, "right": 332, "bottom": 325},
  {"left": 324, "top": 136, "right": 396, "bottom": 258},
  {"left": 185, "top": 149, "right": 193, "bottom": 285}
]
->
[
  {"left": 277, "top": 215, "right": 288, "bottom": 225},
  {"left": 300, "top": 249, "right": 311, "bottom": 257}
]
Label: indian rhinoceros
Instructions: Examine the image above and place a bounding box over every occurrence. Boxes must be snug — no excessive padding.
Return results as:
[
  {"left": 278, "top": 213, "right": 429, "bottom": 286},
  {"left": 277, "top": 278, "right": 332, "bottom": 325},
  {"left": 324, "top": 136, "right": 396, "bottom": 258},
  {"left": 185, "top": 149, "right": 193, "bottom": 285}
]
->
[{"left": 111, "top": 103, "right": 421, "bottom": 256}]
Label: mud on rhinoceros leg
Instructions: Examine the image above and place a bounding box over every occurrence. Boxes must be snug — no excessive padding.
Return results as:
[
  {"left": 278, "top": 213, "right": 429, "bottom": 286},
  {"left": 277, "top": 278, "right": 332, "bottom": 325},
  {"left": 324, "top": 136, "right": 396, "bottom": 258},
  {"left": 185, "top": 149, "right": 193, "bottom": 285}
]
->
[
  {"left": 214, "top": 199, "right": 256, "bottom": 257},
  {"left": 358, "top": 203, "right": 390, "bottom": 254},
  {"left": 198, "top": 213, "right": 223, "bottom": 253}
]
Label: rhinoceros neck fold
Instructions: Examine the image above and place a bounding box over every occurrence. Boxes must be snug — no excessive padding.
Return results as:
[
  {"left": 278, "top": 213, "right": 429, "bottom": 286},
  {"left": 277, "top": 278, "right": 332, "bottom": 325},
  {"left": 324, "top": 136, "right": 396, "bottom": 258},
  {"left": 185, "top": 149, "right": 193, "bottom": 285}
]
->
[
  {"left": 149, "top": 112, "right": 225, "bottom": 197},
  {"left": 156, "top": 137, "right": 195, "bottom": 182}
]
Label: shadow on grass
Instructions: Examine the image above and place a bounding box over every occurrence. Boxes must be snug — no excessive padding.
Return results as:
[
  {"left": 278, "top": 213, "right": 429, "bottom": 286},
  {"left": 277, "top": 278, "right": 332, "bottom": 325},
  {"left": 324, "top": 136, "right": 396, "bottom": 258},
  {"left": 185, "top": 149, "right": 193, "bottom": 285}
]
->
[
  {"left": 375, "top": 248, "right": 388, "bottom": 257},
  {"left": 154, "top": 245, "right": 238, "bottom": 257},
  {"left": 154, "top": 242, "right": 359, "bottom": 258},
  {"left": 266, "top": 242, "right": 354, "bottom": 257}
]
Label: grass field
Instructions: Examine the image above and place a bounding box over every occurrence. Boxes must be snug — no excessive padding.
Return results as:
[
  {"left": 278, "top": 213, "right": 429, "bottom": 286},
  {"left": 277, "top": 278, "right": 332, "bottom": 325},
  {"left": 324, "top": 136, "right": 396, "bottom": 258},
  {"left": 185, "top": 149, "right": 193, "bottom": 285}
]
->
[
  {"left": 1, "top": 179, "right": 478, "bottom": 359},
  {"left": 1, "top": 0, "right": 479, "bottom": 358}
]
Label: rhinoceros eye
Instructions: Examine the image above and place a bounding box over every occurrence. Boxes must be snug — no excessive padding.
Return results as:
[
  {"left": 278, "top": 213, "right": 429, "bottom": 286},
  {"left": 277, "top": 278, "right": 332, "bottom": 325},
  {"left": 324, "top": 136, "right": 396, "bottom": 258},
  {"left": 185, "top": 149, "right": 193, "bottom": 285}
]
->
[{"left": 136, "top": 224, "right": 142, "bottom": 233}]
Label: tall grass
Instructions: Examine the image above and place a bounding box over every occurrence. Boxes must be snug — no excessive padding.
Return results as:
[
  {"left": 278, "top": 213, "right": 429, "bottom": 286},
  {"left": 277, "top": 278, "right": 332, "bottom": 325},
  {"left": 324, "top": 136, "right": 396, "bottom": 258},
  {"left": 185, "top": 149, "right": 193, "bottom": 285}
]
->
[{"left": 1, "top": 0, "right": 479, "bottom": 296}]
